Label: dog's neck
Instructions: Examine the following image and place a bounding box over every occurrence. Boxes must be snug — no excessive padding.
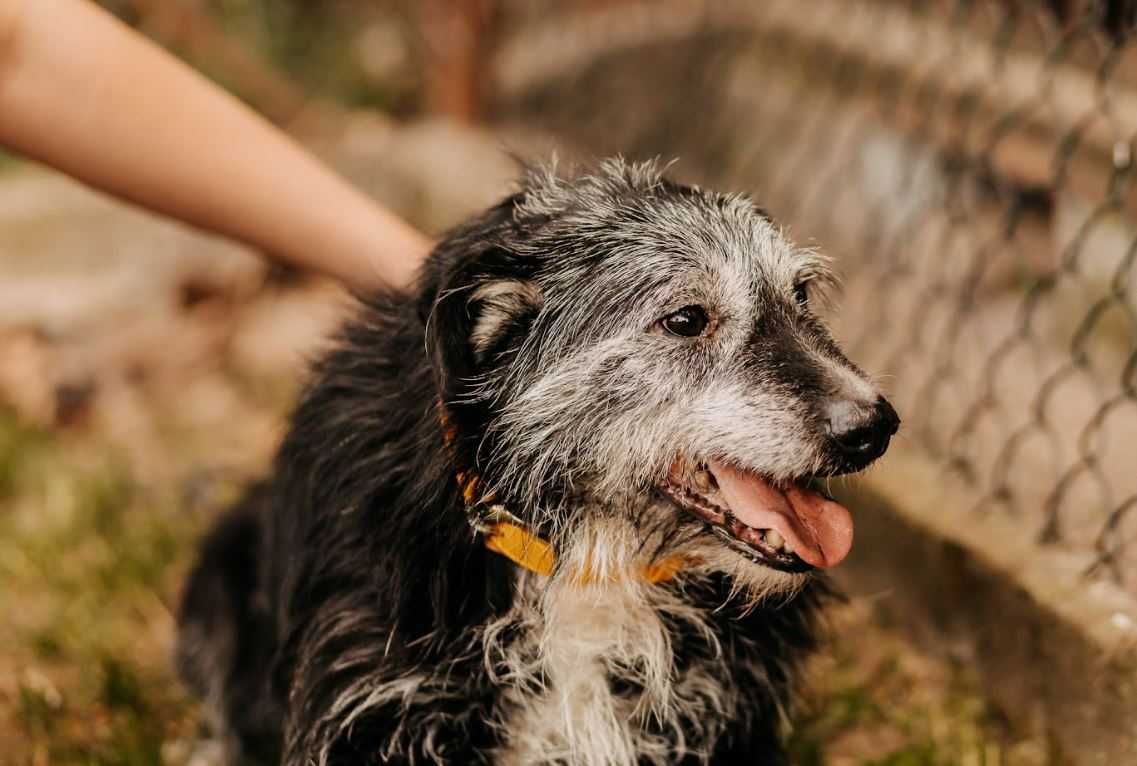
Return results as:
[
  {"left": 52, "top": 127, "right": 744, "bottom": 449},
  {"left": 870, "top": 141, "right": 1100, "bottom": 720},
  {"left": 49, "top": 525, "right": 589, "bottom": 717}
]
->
[
  {"left": 439, "top": 403, "right": 691, "bottom": 583},
  {"left": 489, "top": 516, "right": 741, "bottom": 765}
]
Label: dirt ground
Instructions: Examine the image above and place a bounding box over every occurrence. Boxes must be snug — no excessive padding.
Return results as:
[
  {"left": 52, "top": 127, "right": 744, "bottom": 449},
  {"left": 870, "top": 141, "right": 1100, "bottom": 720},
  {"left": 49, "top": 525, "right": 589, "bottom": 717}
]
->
[{"left": 0, "top": 159, "right": 1054, "bottom": 765}]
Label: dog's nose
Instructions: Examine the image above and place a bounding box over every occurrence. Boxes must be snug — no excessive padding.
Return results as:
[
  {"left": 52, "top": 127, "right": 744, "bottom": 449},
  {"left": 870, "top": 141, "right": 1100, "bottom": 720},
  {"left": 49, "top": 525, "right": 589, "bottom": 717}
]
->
[{"left": 826, "top": 396, "right": 900, "bottom": 470}]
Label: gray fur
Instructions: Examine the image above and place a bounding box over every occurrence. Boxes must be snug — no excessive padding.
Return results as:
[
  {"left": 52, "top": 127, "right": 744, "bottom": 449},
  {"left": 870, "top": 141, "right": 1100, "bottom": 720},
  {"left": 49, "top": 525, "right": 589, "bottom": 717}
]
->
[{"left": 176, "top": 158, "right": 897, "bottom": 766}]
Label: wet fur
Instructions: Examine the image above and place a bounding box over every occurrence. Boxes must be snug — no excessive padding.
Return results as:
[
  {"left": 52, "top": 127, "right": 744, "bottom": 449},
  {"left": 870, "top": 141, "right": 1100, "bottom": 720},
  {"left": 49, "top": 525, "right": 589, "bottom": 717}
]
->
[{"left": 176, "top": 160, "right": 886, "bottom": 765}]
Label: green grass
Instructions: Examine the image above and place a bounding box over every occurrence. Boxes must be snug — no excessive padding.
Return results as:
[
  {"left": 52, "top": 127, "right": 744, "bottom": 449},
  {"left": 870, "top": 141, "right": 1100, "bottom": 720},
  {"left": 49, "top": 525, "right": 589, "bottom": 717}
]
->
[
  {"left": 94, "top": 0, "right": 416, "bottom": 117},
  {"left": 0, "top": 402, "right": 1043, "bottom": 764},
  {"left": 784, "top": 602, "right": 1048, "bottom": 766},
  {"left": 0, "top": 396, "right": 1049, "bottom": 766},
  {"left": 0, "top": 412, "right": 201, "bottom": 765}
]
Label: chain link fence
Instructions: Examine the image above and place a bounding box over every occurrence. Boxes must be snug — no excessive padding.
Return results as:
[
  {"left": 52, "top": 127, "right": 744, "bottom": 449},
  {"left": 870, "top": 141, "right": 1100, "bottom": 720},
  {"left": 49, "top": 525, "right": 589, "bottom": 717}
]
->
[{"left": 497, "top": 0, "right": 1137, "bottom": 595}]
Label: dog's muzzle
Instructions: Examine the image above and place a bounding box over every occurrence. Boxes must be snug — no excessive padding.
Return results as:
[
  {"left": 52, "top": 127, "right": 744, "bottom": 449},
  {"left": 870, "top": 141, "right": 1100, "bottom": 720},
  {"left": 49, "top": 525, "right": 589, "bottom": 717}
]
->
[{"left": 658, "top": 397, "right": 898, "bottom": 573}]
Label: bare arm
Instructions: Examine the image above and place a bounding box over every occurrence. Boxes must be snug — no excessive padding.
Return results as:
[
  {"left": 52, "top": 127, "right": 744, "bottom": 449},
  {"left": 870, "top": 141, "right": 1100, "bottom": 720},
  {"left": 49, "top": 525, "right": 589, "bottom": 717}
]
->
[{"left": 0, "top": 0, "right": 431, "bottom": 291}]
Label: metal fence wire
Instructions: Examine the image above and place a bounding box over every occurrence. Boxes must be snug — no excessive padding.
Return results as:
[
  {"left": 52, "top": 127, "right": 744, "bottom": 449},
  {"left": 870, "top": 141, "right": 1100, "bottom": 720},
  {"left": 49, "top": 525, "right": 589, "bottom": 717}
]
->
[{"left": 497, "top": 0, "right": 1137, "bottom": 594}]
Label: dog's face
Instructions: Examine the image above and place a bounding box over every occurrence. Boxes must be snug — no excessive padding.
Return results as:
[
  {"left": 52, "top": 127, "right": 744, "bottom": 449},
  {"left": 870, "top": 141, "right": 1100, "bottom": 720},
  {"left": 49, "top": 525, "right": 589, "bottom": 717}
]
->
[{"left": 428, "top": 160, "right": 897, "bottom": 592}]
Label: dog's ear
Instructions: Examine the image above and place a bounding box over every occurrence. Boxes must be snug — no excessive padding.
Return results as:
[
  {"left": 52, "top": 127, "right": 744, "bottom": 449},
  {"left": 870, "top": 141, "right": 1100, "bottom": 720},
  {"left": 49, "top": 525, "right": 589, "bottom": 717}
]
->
[
  {"left": 421, "top": 193, "right": 543, "bottom": 406},
  {"left": 426, "top": 265, "right": 543, "bottom": 404},
  {"left": 467, "top": 279, "right": 543, "bottom": 362}
]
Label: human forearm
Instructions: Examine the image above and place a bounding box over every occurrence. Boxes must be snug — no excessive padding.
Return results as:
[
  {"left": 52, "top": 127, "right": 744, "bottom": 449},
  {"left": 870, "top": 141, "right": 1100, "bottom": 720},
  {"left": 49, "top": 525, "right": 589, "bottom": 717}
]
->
[{"left": 0, "top": 0, "right": 430, "bottom": 290}]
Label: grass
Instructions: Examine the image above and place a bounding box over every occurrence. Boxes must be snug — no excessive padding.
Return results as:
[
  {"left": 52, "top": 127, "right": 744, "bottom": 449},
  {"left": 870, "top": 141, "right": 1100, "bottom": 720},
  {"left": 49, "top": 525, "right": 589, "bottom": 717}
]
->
[
  {"left": 0, "top": 405, "right": 1049, "bottom": 765},
  {"left": 0, "top": 412, "right": 202, "bottom": 765},
  {"left": 94, "top": 0, "right": 417, "bottom": 116},
  {"left": 787, "top": 602, "right": 1054, "bottom": 766}
]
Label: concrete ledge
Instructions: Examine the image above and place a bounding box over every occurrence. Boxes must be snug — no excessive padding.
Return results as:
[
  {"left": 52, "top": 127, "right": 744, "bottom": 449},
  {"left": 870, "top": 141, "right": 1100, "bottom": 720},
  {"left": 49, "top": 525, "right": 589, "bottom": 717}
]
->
[{"left": 836, "top": 447, "right": 1137, "bottom": 765}]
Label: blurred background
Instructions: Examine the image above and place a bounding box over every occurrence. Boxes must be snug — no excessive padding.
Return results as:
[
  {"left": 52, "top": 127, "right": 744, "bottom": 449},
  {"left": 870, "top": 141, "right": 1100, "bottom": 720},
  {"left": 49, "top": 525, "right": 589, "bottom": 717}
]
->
[{"left": 3, "top": 1, "right": 1137, "bottom": 764}]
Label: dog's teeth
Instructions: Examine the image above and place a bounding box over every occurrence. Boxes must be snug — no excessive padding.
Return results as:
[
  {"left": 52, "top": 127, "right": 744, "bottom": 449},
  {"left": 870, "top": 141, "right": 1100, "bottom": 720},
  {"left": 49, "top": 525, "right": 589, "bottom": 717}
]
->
[
  {"left": 765, "top": 529, "right": 785, "bottom": 550},
  {"left": 782, "top": 538, "right": 794, "bottom": 554},
  {"left": 693, "top": 469, "right": 716, "bottom": 492}
]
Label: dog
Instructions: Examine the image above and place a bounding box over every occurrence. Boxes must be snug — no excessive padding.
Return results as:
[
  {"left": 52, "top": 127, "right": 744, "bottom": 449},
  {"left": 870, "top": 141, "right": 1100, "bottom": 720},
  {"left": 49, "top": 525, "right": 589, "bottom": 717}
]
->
[{"left": 177, "top": 159, "right": 899, "bottom": 766}]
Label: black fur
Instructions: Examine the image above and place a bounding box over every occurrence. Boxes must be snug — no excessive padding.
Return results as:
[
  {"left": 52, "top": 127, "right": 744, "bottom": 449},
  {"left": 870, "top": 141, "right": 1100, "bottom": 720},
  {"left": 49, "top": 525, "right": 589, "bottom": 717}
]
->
[{"left": 177, "top": 166, "right": 835, "bottom": 765}]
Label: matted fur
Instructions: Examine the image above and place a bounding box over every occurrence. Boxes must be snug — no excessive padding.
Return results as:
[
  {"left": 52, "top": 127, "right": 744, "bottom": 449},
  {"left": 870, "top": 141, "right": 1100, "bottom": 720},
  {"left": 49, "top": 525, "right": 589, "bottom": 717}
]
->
[{"left": 177, "top": 159, "right": 892, "bottom": 765}]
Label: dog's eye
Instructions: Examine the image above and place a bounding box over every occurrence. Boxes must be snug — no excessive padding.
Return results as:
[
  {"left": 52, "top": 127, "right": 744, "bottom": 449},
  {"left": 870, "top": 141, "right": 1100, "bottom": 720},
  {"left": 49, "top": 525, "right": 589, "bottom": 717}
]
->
[
  {"left": 793, "top": 280, "right": 810, "bottom": 306},
  {"left": 660, "top": 306, "right": 710, "bottom": 337}
]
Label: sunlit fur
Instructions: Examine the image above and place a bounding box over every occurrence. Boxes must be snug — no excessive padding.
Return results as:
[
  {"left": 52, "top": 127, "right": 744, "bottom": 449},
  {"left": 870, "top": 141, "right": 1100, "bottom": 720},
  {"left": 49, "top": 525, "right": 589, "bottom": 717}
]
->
[{"left": 177, "top": 159, "right": 889, "bottom": 765}]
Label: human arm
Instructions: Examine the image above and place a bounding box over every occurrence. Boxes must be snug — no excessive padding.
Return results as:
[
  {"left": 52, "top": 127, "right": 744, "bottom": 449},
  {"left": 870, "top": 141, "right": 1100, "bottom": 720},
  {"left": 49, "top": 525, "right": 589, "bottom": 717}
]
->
[{"left": 0, "top": 0, "right": 432, "bottom": 291}]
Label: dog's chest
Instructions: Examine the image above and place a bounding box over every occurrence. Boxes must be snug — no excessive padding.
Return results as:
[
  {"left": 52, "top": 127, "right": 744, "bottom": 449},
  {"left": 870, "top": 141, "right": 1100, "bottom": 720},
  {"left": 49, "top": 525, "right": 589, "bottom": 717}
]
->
[{"left": 491, "top": 576, "right": 733, "bottom": 766}]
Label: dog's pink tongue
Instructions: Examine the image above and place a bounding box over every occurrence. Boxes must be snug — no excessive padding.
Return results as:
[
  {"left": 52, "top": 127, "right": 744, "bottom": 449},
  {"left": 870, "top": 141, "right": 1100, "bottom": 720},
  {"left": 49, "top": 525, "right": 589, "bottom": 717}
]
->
[{"left": 709, "top": 462, "right": 854, "bottom": 569}]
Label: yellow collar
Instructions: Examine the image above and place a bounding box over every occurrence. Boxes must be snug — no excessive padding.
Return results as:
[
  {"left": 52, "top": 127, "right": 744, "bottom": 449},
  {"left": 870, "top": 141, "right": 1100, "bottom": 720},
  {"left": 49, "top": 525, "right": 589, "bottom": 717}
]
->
[
  {"left": 441, "top": 405, "right": 689, "bottom": 584},
  {"left": 482, "top": 517, "right": 689, "bottom": 584}
]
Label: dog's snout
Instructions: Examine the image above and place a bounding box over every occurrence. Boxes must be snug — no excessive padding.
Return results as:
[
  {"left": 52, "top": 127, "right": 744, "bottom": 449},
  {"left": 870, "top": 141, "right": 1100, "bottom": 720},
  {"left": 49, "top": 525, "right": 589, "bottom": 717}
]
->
[{"left": 825, "top": 397, "right": 900, "bottom": 470}]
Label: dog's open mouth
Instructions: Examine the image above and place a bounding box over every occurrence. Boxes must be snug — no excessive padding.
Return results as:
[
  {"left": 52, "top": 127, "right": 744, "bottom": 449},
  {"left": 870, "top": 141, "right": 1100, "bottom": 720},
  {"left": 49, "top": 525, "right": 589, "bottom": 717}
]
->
[{"left": 659, "top": 459, "right": 854, "bottom": 573}]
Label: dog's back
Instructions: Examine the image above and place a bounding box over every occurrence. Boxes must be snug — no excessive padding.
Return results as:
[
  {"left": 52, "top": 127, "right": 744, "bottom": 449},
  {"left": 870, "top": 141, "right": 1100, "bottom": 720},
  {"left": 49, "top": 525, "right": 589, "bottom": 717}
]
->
[
  {"left": 177, "top": 485, "right": 282, "bottom": 764},
  {"left": 180, "top": 284, "right": 536, "bottom": 764}
]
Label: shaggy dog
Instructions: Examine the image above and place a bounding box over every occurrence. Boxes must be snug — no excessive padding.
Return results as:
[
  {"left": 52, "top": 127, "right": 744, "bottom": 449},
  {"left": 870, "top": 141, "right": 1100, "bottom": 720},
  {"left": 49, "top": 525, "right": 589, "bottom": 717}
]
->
[{"left": 177, "top": 159, "right": 899, "bottom": 766}]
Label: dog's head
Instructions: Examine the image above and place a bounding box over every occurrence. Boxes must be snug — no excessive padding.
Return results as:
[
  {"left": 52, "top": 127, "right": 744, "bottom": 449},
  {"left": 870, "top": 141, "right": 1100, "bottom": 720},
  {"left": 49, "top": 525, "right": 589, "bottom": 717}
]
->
[{"left": 424, "top": 160, "right": 897, "bottom": 593}]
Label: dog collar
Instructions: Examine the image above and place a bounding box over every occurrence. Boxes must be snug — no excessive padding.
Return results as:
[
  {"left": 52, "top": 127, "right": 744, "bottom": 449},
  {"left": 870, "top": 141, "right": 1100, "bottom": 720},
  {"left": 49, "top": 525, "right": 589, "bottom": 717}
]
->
[{"left": 440, "top": 405, "right": 688, "bottom": 584}]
